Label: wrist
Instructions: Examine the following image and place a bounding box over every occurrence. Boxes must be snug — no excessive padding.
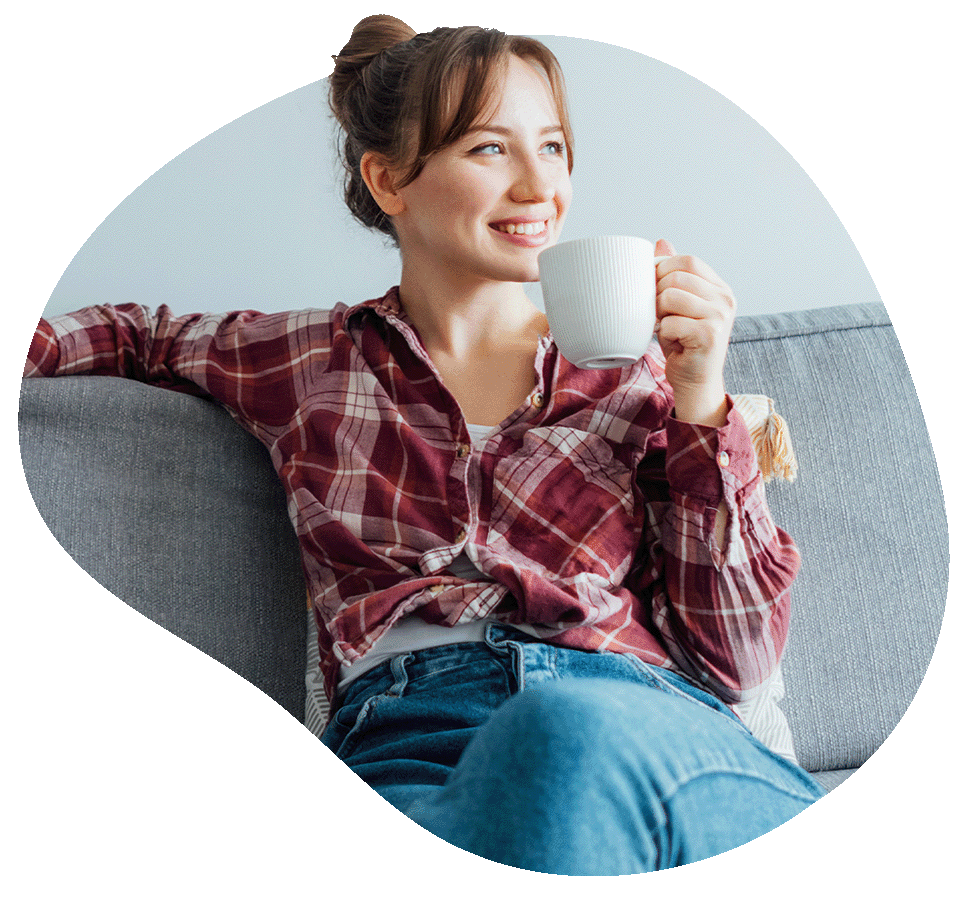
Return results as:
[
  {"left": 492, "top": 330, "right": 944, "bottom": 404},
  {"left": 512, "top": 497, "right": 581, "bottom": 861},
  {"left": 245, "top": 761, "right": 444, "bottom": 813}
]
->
[{"left": 671, "top": 384, "right": 729, "bottom": 427}]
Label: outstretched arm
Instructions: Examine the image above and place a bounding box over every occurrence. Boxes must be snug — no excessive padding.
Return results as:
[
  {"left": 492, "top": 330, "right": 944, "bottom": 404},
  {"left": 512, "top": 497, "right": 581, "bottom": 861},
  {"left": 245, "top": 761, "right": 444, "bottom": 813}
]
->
[{"left": 23, "top": 302, "right": 335, "bottom": 442}]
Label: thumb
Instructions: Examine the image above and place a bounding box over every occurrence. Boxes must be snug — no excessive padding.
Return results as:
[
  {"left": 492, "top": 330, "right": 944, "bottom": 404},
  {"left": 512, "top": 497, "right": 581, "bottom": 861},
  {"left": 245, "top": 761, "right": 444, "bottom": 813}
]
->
[{"left": 655, "top": 238, "right": 676, "bottom": 257}]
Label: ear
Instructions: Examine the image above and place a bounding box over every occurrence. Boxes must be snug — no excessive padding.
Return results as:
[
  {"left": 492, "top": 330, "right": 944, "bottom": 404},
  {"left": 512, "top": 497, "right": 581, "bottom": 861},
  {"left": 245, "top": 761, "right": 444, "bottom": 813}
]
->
[{"left": 360, "top": 152, "right": 406, "bottom": 217}]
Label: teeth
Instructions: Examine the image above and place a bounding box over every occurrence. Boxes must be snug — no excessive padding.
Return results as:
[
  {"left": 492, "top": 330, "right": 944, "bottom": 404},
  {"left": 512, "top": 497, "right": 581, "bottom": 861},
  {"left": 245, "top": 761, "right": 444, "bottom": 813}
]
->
[{"left": 497, "top": 220, "right": 547, "bottom": 236}]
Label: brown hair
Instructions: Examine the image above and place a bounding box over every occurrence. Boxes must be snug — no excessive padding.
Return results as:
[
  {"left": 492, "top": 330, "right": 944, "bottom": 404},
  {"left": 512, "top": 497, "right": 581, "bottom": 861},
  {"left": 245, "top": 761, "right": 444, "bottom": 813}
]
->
[{"left": 329, "top": 15, "right": 574, "bottom": 242}]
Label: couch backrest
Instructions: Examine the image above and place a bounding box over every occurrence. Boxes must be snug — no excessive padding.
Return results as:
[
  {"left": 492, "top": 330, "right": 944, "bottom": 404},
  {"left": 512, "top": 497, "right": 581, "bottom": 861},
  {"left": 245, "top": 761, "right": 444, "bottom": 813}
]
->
[
  {"left": 724, "top": 301, "right": 947, "bottom": 772},
  {"left": 18, "top": 301, "right": 949, "bottom": 772},
  {"left": 18, "top": 377, "right": 308, "bottom": 721}
]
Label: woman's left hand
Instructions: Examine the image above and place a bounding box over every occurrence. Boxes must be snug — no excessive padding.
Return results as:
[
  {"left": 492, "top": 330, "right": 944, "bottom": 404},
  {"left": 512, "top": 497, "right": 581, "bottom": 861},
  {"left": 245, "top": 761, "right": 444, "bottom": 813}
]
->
[{"left": 654, "top": 239, "right": 735, "bottom": 427}]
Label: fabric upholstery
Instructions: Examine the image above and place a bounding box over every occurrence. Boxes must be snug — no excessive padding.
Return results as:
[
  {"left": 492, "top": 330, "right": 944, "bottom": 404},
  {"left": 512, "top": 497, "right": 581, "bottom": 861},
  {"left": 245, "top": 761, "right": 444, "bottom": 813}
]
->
[
  {"left": 724, "top": 301, "right": 948, "bottom": 773},
  {"left": 18, "top": 376, "right": 308, "bottom": 720}
]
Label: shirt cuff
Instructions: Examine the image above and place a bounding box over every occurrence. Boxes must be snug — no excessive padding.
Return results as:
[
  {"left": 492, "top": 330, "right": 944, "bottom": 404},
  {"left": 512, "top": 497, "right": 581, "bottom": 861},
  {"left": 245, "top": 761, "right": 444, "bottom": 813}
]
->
[{"left": 664, "top": 397, "right": 759, "bottom": 504}]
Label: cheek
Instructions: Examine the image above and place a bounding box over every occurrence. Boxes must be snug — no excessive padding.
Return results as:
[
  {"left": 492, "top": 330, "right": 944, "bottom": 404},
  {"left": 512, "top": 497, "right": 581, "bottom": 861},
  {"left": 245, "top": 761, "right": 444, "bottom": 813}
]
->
[
  {"left": 453, "top": 180, "right": 497, "bottom": 220},
  {"left": 429, "top": 186, "right": 483, "bottom": 228}
]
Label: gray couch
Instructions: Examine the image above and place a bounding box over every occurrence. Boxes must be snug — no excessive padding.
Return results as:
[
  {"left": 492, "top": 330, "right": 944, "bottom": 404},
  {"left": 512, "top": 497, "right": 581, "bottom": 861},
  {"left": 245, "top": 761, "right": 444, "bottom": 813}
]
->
[{"left": 18, "top": 300, "right": 948, "bottom": 791}]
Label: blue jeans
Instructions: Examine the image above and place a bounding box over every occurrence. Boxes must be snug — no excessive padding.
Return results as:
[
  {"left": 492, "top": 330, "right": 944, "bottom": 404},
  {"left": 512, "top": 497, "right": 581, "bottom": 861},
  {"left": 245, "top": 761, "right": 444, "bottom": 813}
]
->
[{"left": 321, "top": 624, "right": 825, "bottom": 875}]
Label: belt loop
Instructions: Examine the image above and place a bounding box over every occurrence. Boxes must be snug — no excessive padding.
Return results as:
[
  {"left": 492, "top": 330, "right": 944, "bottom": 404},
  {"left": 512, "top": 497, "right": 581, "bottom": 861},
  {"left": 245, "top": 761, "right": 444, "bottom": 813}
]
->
[
  {"left": 385, "top": 652, "right": 411, "bottom": 697},
  {"left": 483, "top": 623, "right": 525, "bottom": 693}
]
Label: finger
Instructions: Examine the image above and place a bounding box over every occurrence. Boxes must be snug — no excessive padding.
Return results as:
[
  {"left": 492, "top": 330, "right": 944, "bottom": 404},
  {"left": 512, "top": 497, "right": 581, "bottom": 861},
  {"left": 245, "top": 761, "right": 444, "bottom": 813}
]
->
[
  {"left": 655, "top": 238, "right": 676, "bottom": 257},
  {"left": 657, "top": 269, "right": 734, "bottom": 308},
  {"left": 655, "top": 254, "right": 731, "bottom": 291},
  {"left": 657, "top": 270, "right": 715, "bottom": 299},
  {"left": 656, "top": 287, "right": 715, "bottom": 323},
  {"left": 656, "top": 313, "right": 720, "bottom": 353}
]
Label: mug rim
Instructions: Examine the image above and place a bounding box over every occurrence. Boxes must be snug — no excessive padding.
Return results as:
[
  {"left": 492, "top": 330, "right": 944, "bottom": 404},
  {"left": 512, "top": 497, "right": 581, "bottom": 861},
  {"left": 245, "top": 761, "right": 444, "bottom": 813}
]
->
[{"left": 538, "top": 234, "right": 654, "bottom": 262}]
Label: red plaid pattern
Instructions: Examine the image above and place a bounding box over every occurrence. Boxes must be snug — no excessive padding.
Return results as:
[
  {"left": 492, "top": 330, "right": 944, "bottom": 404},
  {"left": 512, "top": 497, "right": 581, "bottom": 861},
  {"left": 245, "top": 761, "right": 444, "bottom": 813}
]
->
[{"left": 26, "top": 287, "right": 799, "bottom": 707}]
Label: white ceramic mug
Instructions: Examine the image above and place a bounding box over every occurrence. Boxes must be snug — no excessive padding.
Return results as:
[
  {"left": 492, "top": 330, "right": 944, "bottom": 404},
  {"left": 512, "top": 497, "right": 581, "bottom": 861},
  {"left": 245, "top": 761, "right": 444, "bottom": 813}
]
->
[{"left": 538, "top": 235, "right": 661, "bottom": 369}]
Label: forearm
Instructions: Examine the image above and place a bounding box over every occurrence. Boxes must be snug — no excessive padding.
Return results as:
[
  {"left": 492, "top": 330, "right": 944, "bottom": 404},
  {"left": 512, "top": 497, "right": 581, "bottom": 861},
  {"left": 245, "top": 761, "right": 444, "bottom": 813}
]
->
[
  {"left": 23, "top": 303, "right": 200, "bottom": 383},
  {"left": 23, "top": 317, "right": 60, "bottom": 377},
  {"left": 651, "top": 508, "right": 798, "bottom": 707}
]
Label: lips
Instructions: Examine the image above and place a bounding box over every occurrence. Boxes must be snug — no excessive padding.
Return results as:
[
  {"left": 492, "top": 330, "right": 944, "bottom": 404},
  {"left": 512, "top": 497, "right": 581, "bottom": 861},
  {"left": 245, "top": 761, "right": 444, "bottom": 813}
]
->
[{"left": 489, "top": 215, "right": 554, "bottom": 245}]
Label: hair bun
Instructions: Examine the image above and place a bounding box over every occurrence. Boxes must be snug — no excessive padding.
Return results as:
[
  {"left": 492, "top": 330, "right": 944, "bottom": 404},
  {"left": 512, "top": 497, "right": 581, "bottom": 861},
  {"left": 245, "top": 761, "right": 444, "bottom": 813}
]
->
[{"left": 330, "top": 16, "right": 415, "bottom": 116}]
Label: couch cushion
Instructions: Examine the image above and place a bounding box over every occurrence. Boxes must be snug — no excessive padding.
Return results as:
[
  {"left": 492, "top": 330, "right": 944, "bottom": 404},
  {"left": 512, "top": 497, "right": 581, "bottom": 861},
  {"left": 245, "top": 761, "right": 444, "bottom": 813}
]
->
[
  {"left": 18, "top": 376, "right": 308, "bottom": 721},
  {"left": 724, "top": 302, "right": 948, "bottom": 774}
]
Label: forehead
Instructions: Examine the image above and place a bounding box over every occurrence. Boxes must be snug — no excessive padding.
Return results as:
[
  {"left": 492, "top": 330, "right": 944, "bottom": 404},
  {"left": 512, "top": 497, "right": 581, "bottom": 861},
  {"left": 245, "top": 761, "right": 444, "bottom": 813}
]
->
[{"left": 474, "top": 55, "right": 561, "bottom": 126}]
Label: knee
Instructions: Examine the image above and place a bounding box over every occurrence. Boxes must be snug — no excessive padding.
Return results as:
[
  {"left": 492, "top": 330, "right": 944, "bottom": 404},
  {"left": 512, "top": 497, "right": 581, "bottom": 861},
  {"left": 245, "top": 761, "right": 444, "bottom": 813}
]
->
[
  {"left": 414, "top": 678, "right": 819, "bottom": 875},
  {"left": 423, "top": 679, "right": 672, "bottom": 873}
]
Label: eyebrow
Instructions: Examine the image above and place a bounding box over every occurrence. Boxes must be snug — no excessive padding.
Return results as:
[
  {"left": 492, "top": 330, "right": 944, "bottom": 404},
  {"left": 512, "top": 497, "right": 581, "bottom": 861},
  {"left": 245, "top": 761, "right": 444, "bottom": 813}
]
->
[{"left": 465, "top": 124, "right": 564, "bottom": 138}]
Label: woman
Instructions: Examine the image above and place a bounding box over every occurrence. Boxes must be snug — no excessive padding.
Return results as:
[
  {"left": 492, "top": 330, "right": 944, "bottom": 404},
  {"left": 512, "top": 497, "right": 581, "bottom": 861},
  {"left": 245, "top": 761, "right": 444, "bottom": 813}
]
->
[{"left": 24, "top": 16, "right": 825, "bottom": 875}]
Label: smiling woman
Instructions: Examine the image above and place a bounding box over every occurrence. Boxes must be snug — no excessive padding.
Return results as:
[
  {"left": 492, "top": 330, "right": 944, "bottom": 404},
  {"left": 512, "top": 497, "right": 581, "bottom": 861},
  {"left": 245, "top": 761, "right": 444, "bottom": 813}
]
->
[{"left": 22, "top": 14, "right": 827, "bottom": 875}]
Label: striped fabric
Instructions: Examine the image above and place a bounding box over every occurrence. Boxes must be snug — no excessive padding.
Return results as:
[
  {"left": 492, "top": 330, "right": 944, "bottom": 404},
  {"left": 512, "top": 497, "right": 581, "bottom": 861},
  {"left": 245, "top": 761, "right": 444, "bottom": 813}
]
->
[{"left": 26, "top": 287, "right": 800, "bottom": 711}]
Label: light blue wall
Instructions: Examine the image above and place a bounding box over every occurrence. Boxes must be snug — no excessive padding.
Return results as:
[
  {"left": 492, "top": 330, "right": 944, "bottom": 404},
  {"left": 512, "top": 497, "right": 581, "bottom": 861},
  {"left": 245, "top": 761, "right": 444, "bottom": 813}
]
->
[{"left": 44, "top": 35, "right": 878, "bottom": 319}]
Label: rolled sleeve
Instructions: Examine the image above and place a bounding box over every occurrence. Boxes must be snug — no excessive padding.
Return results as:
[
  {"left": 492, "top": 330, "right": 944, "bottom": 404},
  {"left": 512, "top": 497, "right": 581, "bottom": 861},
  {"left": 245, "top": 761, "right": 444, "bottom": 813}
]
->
[{"left": 653, "top": 397, "right": 800, "bottom": 701}]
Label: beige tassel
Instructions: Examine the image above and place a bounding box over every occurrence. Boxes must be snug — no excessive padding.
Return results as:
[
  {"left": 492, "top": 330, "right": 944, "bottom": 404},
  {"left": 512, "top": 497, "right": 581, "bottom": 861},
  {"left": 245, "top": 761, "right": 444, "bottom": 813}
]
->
[{"left": 732, "top": 394, "right": 798, "bottom": 483}]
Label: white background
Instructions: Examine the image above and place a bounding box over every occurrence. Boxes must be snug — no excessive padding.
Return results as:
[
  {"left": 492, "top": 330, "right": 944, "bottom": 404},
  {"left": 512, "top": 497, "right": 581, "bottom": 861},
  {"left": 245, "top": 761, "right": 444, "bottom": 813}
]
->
[{"left": 3, "top": 2, "right": 951, "bottom": 897}]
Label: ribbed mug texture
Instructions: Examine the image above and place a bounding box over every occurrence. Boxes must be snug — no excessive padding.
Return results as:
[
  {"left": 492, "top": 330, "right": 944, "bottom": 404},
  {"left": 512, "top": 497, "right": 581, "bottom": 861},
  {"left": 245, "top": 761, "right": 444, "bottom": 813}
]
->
[{"left": 539, "top": 236, "right": 656, "bottom": 369}]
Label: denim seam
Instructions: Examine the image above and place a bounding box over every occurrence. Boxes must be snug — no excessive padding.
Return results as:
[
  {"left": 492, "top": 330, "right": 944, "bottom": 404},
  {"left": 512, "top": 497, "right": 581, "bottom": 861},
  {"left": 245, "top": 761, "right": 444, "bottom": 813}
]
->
[
  {"left": 511, "top": 640, "right": 526, "bottom": 692},
  {"left": 330, "top": 657, "right": 408, "bottom": 758},
  {"left": 547, "top": 643, "right": 559, "bottom": 680},
  {"left": 648, "top": 766, "right": 820, "bottom": 869},
  {"left": 656, "top": 765, "right": 824, "bottom": 810}
]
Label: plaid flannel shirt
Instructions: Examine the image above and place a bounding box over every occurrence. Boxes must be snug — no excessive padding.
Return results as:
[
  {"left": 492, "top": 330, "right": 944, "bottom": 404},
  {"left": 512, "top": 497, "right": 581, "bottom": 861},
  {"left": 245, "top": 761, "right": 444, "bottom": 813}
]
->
[{"left": 25, "top": 287, "right": 799, "bottom": 707}]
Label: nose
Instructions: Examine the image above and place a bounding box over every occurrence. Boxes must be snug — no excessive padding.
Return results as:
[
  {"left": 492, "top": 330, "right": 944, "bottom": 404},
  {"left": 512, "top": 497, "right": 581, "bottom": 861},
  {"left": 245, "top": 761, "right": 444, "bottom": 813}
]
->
[{"left": 509, "top": 154, "right": 557, "bottom": 205}]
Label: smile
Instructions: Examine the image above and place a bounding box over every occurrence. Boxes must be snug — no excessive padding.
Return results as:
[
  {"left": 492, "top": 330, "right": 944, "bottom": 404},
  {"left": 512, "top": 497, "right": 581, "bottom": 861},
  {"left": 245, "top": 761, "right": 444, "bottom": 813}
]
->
[{"left": 491, "top": 220, "right": 548, "bottom": 236}]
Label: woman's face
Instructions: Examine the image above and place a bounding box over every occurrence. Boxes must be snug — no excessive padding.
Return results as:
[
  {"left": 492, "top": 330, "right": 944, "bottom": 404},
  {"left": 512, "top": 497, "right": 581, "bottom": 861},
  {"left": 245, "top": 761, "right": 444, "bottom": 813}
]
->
[{"left": 392, "top": 54, "right": 573, "bottom": 289}]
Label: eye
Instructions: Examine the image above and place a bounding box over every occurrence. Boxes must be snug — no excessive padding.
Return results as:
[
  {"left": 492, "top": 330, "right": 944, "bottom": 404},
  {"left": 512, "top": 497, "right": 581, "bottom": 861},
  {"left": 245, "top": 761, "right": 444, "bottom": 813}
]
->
[
  {"left": 471, "top": 142, "right": 504, "bottom": 156},
  {"left": 542, "top": 140, "right": 565, "bottom": 156}
]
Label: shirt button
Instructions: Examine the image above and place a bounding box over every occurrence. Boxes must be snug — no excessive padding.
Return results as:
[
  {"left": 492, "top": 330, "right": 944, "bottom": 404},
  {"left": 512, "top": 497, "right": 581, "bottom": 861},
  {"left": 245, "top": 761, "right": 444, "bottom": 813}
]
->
[
  {"left": 717, "top": 451, "right": 730, "bottom": 468},
  {"left": 427, "top": 584, "right": 446, "bottom": 595},
  {"left": 455, "top": 528, "right": 467, "bottom": 544},
  {"left": 530, "top": 392, "right": 545, "bottom": 409},
  {"left": 456, "top": 443, "right": 470, "bottom": 459}
]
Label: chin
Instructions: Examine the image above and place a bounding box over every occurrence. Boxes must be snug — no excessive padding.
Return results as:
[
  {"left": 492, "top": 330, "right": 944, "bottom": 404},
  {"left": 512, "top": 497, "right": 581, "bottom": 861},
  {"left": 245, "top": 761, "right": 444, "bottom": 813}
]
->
[
  {"left": 480, "top": 246, "right": 547, "bottom": 285},
  {"left": 506, "top": 267, "right": 541, "bottom": 285},
  {"left": 509, "top": 255, "right": 545, "bottom": 284}
]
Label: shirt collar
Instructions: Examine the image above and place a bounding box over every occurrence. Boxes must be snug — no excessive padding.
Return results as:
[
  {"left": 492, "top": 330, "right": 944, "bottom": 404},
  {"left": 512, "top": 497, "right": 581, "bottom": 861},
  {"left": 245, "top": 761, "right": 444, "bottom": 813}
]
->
[{"left": 343, "top": 286, "right": 404, "bottom": 327}]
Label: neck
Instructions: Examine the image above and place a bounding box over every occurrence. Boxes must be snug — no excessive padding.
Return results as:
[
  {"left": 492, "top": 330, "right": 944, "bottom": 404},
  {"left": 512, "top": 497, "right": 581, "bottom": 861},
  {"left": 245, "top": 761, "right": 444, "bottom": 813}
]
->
[{"left": 398, "top": 269, "right": 546, "bottom": 359}]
